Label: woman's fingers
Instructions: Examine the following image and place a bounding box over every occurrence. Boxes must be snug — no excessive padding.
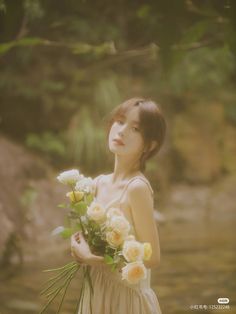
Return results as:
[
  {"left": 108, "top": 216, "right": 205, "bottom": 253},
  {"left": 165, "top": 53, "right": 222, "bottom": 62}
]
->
[
  {"left": 71, "top": 231, "right": 82, "bottom": 243},
  {"left": 71, "top": 233, "right": 81, "bottom": 245}
]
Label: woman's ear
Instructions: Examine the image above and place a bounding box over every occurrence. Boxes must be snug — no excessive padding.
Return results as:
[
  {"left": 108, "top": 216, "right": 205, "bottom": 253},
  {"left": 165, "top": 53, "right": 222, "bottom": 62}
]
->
[
  {"left": 144, "top": 140, "right": 158, "bottom": 153},
  {"left": 150, "top": 140, "right": 158, "bottom": 152}
]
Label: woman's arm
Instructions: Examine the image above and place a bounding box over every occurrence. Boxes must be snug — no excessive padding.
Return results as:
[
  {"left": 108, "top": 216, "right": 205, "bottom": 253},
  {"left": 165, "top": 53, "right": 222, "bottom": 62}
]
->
[{"left": 127, "top": 180, "right": 161, "bottom": 269}]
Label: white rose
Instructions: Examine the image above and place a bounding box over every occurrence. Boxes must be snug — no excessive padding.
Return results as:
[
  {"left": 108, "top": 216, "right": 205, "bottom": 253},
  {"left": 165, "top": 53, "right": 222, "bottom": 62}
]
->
[
  {"left": 57, "top": 169, "right": 83, "bottom": 186},
  {"left": 106, "top": 207, "right": 124, "bottom": 220},
  {"left": 75, "top": 177, "right": 94, "bottom": 194},
  {"left": 87, "top": 202, "right": 106, "bottom": 223},
  {"left": 122, "top": 240, "right": 144, "bottom": 262},
  {"left": 106, "top": 230, "right": 124, "bottom": 248},
  {"left": 106, "top": 215, "right": 130, "bottom": 237},
  {"left": 121, "top": 261, "right": 147, "bottom": 284}
]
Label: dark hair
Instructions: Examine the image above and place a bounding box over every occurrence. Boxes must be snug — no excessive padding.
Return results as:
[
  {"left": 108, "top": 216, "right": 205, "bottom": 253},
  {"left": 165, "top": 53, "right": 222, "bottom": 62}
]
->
[{"left": 106, "top": 97, "right": 166, "bottom": 171}]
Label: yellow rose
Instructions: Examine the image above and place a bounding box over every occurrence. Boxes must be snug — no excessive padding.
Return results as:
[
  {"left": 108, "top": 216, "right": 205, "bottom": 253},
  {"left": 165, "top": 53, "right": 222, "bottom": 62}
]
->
[
  {"left": 143, "top": 242, "right": 152, "bottom": 261},
  {"left": 121, "top": 261, "right": 147, "bottom": 284},
  {"left": 66, "top": 191, "right": 84, "bottom": 202},
  {"left": 122, "top": 240, "right": 144, "bottom": 262},
  {"left": 106, "top": 230, "right": 124, "bottom": 247}
]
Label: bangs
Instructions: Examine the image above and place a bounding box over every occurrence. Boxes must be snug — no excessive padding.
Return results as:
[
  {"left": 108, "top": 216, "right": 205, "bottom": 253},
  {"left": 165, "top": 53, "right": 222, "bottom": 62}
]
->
[{"left": 109, "top": 98, "right": 143, "bottom": 123}]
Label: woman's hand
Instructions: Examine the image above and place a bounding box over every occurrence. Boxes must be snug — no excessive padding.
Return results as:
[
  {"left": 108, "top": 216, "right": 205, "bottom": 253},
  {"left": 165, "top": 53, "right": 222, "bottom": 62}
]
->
[{"left": 70, "top": 231, "right": 104, "bottom": 266}]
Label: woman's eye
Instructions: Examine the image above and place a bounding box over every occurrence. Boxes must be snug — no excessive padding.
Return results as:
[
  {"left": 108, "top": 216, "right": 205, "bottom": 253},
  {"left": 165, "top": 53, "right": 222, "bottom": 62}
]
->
[
  {"left": 132, "top": 126, "right": 140, "bottom": 132},
  {"left": 117, "top": 120, "right": 124, "bottom": 125}
]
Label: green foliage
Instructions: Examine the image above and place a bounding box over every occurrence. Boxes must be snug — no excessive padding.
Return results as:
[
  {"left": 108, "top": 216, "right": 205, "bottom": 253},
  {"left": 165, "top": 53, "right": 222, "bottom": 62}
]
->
[
  {"left": 23, "top": 0, "right": 44, "bottom": 20},
  {"left": 60, "top": 227, "right": 81, "bottom": 239},
  {"left": 66, "top": 107, "right": 109, "bottom": 171},
  {"left": 0, "top": 0, "right": 6, "bottom": 13},
  {"left": 58, "top": 203, "right": 69, "bottom": 209},
  {"left": 0, "top": 38, "right": 47, "bottom": 56},
  {"left": 94, "top": 76, "right": 122, "bottom": 116},
  {"left": 1, "top": 0, "right": 236, "bottom": 179},
  {"left": 136, "top": 4, "right": 150, "bottom": 19},
  {"left": 104, "top": 254, "right": 114, "bottom": 265},
  {"left": 167, "top": 46, "right": 235, "bottom": 96},
  {"left": 179, "top": 20, "right": 210, "bottom": 46},
  {"left": 85, "top": 193, "right": 94, "bottom": 206},
  {"left": 72, "top": 201, "right": 87, "bottom": 216},
  {"left": 71, "top": 41, "right": 116, "bottom": 57},
  {"left": 25, "top": 132, "right": 66, "bottom": 157}
]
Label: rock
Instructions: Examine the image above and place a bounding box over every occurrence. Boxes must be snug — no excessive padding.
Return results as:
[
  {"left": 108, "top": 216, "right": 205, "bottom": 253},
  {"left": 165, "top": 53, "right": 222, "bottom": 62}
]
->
[
  {"left": 171, "top": 102, "right": 226, "bottom": 183},
  {"left": 0, "top": 135, "right": 67, "bottom": 265},
  {"left": 0, "top": 204, "right": 14, "bottom": 257}
]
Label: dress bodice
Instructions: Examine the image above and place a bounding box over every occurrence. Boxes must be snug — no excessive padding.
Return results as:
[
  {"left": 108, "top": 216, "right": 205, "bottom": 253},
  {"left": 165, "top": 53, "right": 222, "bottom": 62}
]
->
[{"left": 94, "top": 174, "right": 154, "bottom": 236}]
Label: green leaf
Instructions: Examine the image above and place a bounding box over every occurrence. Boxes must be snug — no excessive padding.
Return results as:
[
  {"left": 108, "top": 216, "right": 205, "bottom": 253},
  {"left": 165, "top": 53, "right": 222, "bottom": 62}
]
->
[
  {"left": 60, "top": 228, "right": 74, "bottom": 239},
  {"left": 180, "top": 20, "right": 209, "bottom": 46},
  {"left": 72, "top": 201, "right": 87, "bottom": 215},
  {"left": 73, "top": 223, "right": 82, "bottom": 232},
  {"left": 104, "top": 254, "right": 114, "bottom": 265},
  {"left": 86, "top": 193, "right": 94, "bottom": 205},
  {"left": 57, "top": 203, "right": 68, "bottom": 208},
  {"left": 136, "top": 5, "right": 150, "bottom": 19}
]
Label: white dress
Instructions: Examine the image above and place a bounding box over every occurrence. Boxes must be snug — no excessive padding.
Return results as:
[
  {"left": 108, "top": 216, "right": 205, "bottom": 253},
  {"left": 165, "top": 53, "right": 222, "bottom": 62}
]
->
[{"left": 77, "top": 175, "right": 162, "bottom": 314}]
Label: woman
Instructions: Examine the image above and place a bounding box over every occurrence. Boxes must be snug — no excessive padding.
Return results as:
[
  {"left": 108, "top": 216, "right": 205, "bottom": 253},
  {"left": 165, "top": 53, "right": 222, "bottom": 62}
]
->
[{"left": 71, "top": 97, "right": 166, "bottom": 314}]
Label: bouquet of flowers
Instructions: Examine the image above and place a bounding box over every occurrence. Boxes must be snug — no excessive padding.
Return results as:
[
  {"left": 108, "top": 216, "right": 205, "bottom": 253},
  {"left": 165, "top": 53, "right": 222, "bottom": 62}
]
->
[{"left": 39, "top": 169, "right": 152, "bottom": 313}]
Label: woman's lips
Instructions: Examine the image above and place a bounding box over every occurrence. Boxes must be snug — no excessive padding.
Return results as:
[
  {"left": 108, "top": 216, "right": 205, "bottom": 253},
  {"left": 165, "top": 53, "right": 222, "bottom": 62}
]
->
[{"left": 113, "top": 139, "right": 125, "bottom": 146}]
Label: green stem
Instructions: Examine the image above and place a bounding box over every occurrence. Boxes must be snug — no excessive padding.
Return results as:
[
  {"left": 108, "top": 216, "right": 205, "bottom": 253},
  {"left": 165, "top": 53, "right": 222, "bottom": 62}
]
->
[
  {"left": 56, "top": 265, "right": 80, "bottom": 313},
  {"left": 42, "top": 261, "right": 76, "bottom": 272},
  {"left": 39, "top": 270, "right": 77, "bottom": 314},
  {"left": 77, "top": 266, "right": 87, "bottom": 314},
  {"left": 44, "top": 266, "right": 78, "bottom": 298},
  {"left": 40, "top": 264, "right": 78, "bottom": 296},
  {"left": 72, "top": 188, "right": 86, "bottom": 236},
  {"left": 41, "top": 262, "right": 78, "bottom": 287}
]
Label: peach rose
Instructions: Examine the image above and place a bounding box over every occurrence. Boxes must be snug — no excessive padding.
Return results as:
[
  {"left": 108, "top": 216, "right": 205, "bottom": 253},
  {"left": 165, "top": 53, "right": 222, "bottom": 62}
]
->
[
  {"left": 121, "top": 261, "right": 147, "bottom": 284},
  {"left": 106, "top": 230, "right": 124, "bottom": 247}
]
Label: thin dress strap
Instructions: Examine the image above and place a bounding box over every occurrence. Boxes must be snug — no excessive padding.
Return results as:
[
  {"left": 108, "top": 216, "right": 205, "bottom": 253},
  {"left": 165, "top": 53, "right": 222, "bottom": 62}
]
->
[
  {"left": 117, "top": 175, "right": 154, "bottom": 204},
  {"left": 94, "top": 174, "right": 154, "bottom": 210},
  {"left": 94, "top": 174, "right": 104, "bottom": 198}
]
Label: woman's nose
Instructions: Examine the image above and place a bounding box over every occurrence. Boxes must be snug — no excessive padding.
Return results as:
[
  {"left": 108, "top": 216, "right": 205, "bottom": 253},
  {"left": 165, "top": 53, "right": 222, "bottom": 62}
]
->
[{"left": 118, "top": 124, "right": 127, "bottom": 136}]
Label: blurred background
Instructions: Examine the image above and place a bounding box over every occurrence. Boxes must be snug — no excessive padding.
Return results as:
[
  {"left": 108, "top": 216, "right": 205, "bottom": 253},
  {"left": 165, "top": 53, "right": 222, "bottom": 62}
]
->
[{"left": 0, "top": 0, "right": 235, "bottom": 313}]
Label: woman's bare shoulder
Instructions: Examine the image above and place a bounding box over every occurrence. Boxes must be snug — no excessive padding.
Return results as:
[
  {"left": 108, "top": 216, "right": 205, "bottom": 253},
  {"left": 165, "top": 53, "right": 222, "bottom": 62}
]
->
[
  {"left": 127, "top": 175, "right": 153, "bottom": 197},
  {"left": 93, "top": 173, "right": 111, "bottom": 184}
]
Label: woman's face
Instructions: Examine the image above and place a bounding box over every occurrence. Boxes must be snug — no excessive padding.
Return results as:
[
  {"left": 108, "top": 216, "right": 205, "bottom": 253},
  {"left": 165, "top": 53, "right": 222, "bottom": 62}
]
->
[{"left": 108, "top": 106, "right": 145, "bottom": 158}]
